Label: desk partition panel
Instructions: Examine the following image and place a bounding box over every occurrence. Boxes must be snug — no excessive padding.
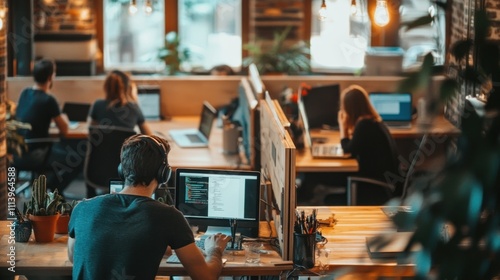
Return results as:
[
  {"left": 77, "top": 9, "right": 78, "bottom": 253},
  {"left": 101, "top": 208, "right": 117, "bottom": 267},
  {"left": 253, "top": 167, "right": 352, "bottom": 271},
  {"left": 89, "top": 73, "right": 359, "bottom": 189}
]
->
[{"left": 260, "top": 92, "right": 296, "bottom": 261}]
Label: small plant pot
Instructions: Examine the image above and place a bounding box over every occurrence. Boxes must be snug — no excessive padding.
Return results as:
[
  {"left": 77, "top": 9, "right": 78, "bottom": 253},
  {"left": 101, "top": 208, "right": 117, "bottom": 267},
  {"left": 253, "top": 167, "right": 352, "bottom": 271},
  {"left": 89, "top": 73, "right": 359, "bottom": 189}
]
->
[
  {"left": 14, "top": 220, "right": 32, "bottom": 242},
  {"left": 55, "top": 214, "right": 70, "bottom": 234},
  {"left": 29, "top": 214, "right": 60, "bottom": 243}
]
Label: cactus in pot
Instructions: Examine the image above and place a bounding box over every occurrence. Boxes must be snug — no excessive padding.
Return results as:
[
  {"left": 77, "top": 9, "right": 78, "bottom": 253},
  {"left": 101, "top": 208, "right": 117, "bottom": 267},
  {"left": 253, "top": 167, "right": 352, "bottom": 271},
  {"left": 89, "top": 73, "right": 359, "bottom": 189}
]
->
[{"left": 26, "top": 175, "right": 63, "bottom": 242}]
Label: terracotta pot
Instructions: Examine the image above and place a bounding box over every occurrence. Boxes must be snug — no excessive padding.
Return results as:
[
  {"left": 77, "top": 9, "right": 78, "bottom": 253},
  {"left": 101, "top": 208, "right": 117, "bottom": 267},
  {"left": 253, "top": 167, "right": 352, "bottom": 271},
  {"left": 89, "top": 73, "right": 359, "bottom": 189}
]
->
[
  {"left": 55, "top": 214, "right": 70, "bottom": 234},
  {"left": 29, "top": 214, "right": 60, "bottom": 242}
]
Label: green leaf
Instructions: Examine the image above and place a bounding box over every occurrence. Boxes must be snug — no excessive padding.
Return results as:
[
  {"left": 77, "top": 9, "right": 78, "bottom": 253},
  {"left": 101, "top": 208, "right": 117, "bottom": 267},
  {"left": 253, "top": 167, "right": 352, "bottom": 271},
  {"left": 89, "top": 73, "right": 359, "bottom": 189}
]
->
[
  {"left": 451, "top": 39, "right": 473, "bottom": 62},
  {"left": 439, "top": 78, "right": 458, "bottom": 102}
]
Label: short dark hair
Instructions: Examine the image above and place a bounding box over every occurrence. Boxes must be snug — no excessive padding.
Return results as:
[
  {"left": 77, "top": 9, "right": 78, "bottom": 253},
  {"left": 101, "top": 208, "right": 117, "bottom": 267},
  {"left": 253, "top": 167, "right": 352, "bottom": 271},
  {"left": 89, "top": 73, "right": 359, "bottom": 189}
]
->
[
  {"left": 120, "top": 135, "right": 171, "bottom": 186},
  {"left": 33, "top": 59, "right": 55, "bottom": 84}
]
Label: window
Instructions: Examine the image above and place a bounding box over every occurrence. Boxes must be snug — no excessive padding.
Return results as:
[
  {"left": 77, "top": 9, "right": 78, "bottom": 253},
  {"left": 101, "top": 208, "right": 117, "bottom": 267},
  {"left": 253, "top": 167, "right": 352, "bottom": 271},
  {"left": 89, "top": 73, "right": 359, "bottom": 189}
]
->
[
  {"left": 310, "top": 0, "right": 371, "bottom": 73},
  {"left": 310, "top": 0, "right": 445, "bottom": 73},
  {"left": 103, "top": 0, "right": 165, "bottom": 71},
  {"left": 399, "top": 0, "right": 445, "bottom": 69},
  {"left": 178, "top": 0, "right": 242, "bottom": 72}
]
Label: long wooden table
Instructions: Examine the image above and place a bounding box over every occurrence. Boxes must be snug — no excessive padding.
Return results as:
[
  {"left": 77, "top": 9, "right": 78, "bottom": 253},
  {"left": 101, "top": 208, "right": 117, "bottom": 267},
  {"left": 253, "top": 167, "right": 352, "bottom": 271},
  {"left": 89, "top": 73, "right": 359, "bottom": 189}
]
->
[
  {"left": 0, "top": 221, "right": 291, "bottom": 279},
  {"left": 295, "top": 115, "right": 460, "bottom": 172},
  {"left": 51, "top": 117, "right": 248, "bottom": 170},
  {"left": 296, "top": 206, "right": 415, "bottom": 279},
  {"left": 0, "top": 207, "right": 414, "bottom": 279}
]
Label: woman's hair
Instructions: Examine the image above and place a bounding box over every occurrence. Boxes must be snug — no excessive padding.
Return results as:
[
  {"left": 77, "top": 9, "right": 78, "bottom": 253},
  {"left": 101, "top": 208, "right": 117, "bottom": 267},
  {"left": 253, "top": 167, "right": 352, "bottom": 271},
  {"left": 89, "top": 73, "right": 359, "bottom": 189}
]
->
[
  {"left": 103, "top": 70, "right": 130, "bottom": 106},
  {"left": 340, "top": 85, "right": 381, "bottom": 128}
]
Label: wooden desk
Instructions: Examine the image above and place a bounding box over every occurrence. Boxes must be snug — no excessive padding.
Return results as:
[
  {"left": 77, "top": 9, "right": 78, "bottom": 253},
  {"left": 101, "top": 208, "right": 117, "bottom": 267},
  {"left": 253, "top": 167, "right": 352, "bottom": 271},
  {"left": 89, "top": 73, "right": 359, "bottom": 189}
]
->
[
  {"left": 297, "top": 206, "right": 415, "bottom": 279},
  {"left": 51, "top": 117, "right": 247, "bottom": 170},
  {"left": 295, "top": 116, "right": 460, "bottom": 173},
  {"left": 0, "top": 221, "right": 291, "bottom": 278}
]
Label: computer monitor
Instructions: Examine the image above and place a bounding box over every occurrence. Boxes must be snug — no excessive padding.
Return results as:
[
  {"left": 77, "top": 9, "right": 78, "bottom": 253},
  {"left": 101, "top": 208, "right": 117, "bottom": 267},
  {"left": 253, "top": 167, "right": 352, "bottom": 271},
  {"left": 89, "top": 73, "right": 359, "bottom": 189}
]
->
[
  {"left": 369, "top": 92, "right": 412, "bottom": 121},
  {"left": 232, "top": 78, "right": 260, "bottom": 169},
  {"left": 175, "top": 168, "right": 261, "bottom": 237},
  {"left": 302, "top": 84, "right": 340, "bottom": 129}
]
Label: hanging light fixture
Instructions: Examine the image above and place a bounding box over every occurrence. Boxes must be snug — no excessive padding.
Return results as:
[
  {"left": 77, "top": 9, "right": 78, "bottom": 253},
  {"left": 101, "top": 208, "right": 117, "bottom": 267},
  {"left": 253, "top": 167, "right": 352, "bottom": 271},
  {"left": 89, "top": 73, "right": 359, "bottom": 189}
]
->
[
  {"left": 374, "top": 0, "right": 389, "bottom": 27},
  {"left": 128, "top": 0, "right": 138, "bottom": 15},
  {"left": 318, "top": 0, "right": 327, "bottom": 21},
  {"left": 350, "top": 0, "right": 357, "bottom": 15},
  {"left": 144, "top": 0, "right": 153, "bottom": 15}
]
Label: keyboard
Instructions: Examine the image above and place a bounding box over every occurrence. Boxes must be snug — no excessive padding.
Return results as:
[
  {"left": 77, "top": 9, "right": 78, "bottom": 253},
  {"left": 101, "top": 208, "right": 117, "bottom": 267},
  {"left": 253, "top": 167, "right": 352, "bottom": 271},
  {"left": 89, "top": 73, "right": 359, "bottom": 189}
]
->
[{"left": 186, "top": 134, "right": 203, "bottom": 143}]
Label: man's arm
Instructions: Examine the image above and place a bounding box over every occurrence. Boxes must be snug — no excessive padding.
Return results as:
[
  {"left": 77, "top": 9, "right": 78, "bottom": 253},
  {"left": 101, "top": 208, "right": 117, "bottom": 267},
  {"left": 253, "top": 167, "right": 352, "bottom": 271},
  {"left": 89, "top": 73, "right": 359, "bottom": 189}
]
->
[
  {"left": 175, "top": 234, "right": 230, "bottom": 280},
  {"left": 67, "top": 236, "right": 75, "bottom": 263},
  {"left": 54, "top": 114, "right": 69, "bottom": 137}
]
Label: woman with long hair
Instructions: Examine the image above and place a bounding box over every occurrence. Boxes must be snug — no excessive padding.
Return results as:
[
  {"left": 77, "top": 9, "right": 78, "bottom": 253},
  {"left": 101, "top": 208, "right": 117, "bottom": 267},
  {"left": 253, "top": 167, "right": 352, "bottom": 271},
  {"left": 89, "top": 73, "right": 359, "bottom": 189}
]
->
[
  {"left": 89, "top": 70, "right": 152, "bottom": 135},
  {"left": 338, "top": 85, "right": 400, "bottom": 184}
]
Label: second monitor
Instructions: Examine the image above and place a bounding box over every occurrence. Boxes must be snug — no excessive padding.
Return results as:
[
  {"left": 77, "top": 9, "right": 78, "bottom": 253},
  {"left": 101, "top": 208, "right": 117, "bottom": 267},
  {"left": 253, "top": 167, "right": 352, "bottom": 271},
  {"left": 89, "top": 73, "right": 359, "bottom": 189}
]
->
[{"left": 302, "top": 84, "right": 340, "bottom": 130}]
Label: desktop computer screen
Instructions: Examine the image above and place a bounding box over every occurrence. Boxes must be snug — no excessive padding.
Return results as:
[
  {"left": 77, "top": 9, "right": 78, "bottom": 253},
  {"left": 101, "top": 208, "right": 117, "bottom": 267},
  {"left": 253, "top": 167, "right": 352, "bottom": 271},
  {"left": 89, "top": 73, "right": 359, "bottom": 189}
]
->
[
  {"left": 175, "top": 168, "right": 261, "bottom": 237},
  {"left": 302, "top": 84, "right": 340, "bottom": 129}
]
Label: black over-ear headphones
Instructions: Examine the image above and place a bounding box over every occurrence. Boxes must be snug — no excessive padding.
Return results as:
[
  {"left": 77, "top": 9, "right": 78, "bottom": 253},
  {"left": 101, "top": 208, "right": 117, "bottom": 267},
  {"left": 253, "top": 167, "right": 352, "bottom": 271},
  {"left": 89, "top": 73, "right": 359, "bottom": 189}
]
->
[{"left": 118, "top": 135, "right": 172, "bottom": 185}]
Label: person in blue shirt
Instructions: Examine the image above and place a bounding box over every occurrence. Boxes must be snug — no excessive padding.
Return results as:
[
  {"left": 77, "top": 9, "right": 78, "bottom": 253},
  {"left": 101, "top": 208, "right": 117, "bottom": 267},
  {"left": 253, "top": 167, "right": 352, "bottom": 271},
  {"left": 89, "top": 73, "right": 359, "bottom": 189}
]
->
[
  {"left": 68, "top": 135, "right": 230, "bottom": 280},
  {"left": 13, "top": 59, "right": 81, "bottom": 194}
]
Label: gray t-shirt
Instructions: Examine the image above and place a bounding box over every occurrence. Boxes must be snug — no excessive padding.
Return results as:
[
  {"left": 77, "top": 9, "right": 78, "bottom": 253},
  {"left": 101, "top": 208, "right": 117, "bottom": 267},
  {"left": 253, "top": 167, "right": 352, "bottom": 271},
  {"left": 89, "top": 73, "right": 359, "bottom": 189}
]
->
[
  {"left": 90, "top": 99, "right": 145, "bottom": 130},
  {"left": 69, "top": 194, "right": 194, "bottom": 280}
]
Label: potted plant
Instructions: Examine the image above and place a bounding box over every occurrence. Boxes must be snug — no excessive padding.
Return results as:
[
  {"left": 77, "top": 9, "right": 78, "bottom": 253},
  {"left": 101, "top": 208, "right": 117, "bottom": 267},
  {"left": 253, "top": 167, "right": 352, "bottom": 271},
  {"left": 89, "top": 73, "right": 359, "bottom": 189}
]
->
[
  {"left": 387, "top": 6, "right": 500, "bottom": 280},
  {"left": 55, "top": 200, "right": 78, "bottom": 234},
  {"left": 243, "top": 26, "right": 311, "bottom": 75},
  {"left": 26, "top": 174, "right": 63, "bottom": 242},
  {"left": 13, "top": 207, "right": 32, "bottom": 243},
  {"left": 157, "top": 31, "right": 190, "bottom": 75}
]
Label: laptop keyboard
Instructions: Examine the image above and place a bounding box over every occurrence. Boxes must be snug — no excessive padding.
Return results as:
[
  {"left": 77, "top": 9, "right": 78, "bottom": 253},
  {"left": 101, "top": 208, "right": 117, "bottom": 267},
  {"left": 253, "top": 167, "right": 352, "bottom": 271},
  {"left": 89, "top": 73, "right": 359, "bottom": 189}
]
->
[
  {"left": 313, "top": 144, "right": 342, "bottom": 156},
  {"left": 186, "top": 134, "right": 203, "bottom": 143}
]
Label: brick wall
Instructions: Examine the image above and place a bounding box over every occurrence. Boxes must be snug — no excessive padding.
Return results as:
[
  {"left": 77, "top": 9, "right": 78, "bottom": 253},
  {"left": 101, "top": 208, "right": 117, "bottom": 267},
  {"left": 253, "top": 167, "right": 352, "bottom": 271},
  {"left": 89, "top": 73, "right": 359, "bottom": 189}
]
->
[
  {"left": 34, "top": 0, "right": 95, "bottom": 32},
  {"left": 486, "top": 0, "right": 500, "bottom": 41}
]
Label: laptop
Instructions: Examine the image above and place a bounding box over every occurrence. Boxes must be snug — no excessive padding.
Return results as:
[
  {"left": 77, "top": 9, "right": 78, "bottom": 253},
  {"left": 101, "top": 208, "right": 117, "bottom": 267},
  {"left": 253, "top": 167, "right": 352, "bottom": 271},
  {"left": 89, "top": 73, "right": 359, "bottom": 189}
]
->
[
  {"left": 297, "top": 85, "right": 350, "bottom": 159},
  {"left": 369, "top": 92, "right": 413, "bottom": 128},
  {"left": 169, "top": 101, "right": 218, "bottom": 148},
  {"left": 109, "top": 179, "right": 155, "bottom": 199},
  {"left": 62, "top": 102, "right": 91, "bottom": 128},
  {"left": 137, "top": 85, "right": 161, "bottom": 120}
]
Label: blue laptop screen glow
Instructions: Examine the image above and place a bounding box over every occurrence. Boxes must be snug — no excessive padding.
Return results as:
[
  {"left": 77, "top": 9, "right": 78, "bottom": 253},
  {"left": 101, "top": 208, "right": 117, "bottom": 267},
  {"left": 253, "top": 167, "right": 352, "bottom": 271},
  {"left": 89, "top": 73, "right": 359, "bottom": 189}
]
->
[{"left": 369, "top": 93, "right": 412, "bottom": 121}]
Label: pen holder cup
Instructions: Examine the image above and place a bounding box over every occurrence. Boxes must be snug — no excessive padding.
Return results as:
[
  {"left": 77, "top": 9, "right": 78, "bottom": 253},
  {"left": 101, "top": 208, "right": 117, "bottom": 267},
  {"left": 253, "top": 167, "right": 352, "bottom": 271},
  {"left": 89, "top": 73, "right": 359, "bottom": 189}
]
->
[{"left": 293, "top": 232, "right": 316, "bottom": 269}]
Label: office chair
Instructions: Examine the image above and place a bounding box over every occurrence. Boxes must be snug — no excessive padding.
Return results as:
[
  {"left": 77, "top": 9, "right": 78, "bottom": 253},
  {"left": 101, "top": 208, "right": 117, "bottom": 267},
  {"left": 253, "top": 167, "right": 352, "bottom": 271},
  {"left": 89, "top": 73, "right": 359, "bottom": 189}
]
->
[
  {"left": 11, "top": 138, "right": 60, "bottom": 196},
  {"left": 346, "top": 176, "right": 396, "bottom": 206},
  {"left": 84, "top": 126, "right": 136, "bottom": 198}
]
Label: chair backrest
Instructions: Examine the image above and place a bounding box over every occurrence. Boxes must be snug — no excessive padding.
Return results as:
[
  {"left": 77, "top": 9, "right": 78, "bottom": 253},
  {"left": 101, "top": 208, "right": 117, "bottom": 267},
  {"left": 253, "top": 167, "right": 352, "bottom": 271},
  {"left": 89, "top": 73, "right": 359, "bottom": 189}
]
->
[
  {"left": 84, "top": 126, "right": 136, "bottom": 191},
  {"left": 347, "top": 176, "right": 395, "bottom": 206}
]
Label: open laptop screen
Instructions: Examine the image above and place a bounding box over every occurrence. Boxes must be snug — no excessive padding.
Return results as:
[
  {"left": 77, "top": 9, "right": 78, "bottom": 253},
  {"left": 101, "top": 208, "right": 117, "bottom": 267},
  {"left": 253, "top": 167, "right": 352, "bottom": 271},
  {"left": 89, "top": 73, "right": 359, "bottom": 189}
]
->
[
  {"left": 369, "top": 92, "right": 412, "bottom": 122},
  {"left": 137, "top": 86, "right": 161, "bottom": 120},
  {"left": 199, "top": 102, "right": 218, "bottom": 139},
  {"left": 62, "top": 102, "right": 91, "bottom": 122}
]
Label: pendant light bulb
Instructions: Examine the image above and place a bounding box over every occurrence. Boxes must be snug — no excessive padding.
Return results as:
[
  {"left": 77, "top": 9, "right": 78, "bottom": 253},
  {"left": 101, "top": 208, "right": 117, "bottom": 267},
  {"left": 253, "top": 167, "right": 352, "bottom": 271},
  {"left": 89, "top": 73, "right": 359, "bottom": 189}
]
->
[
  {"left": 318, "top": 0, "right": 328, "bottom": 21},
  {"left": 374, "top": 0, "right": 390, "bottom": 27},
  {"left": 129, "top": 0, "right": 138, "bottom": 15},
  {"left": 350, "top": 0, "right": 357, "bottom": 15}
]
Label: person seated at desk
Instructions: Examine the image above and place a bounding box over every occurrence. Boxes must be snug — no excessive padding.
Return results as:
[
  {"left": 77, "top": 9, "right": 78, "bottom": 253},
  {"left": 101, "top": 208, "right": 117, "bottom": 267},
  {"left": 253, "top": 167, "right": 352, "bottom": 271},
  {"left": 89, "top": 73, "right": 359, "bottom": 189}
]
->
[
  {"left": 68, "top": 135, "right": 230, "bottom": 280},
  {"left": 89, "top": 70, "right": 152, "bottom": 135},
  {"left": 338, "top": 85, "right": 401, "bottom": 193},
  {"left": 12, "top": 59, "right": 81, "bottom": 194}
]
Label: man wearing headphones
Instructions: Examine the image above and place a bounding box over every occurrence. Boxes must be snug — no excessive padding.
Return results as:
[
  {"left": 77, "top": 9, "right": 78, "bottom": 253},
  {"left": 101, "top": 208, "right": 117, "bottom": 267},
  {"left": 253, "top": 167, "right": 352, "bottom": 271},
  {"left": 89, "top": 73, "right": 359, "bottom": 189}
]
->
[{"left": 67, "top": 135, "right": 230, "bottom": 280}]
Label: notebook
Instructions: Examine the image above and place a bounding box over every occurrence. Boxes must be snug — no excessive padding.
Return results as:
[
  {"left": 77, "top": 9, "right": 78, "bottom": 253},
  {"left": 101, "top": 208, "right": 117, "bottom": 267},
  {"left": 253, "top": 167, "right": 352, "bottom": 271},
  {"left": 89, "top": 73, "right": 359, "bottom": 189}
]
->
[
  {"left": 297, "top": 85, "right": 350, "bottom": 159},
  {"left": 169, "top": 101, "right": 218, "bottom": 148},
  {"left": 369, "top": 92, "right": 413, "bottom": 128},
  {"left": 62, "top": 102, "right": 91, "bottom": 128}
]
